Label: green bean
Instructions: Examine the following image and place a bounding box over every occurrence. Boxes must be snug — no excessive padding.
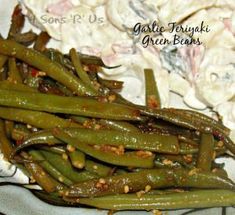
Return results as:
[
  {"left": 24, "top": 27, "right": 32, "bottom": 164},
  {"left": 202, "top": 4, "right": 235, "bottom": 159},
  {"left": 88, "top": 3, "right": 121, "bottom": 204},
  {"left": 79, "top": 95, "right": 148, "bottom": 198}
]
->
[
  {"left": 144, "top": 68, "right": 161, "bottom": 109},
  {"left": 0, "top": 55, "right": 8, "bottom": 70},
  {"left": 15, "top": 127, "right": 179, "bottom": 154},
  {"left": 40, "top": 150, "right": 97, "bottom": 183},
  {"left": 0, "top": 107, "right": 81, "bottom": 129},
  {"left": 60, "top": 128, "right": 178, "bottom": 153},
  {"left": 98, "top": 78, "right": 123, "bottom": 90},
  {"left": 4, "top": 120, "right": 14, "bottom": 138},
  {"left": 172, "top": 108, "right": 230, "bottom": 136},
  {"left": 0, "top": 119, "right": 13, "bottom": 160},
  {"left": 8, "top": 58, "right": 22, "bottom": 83},
  {"left": 53, "top": 129, "right": 155, "bottom": 168},
  {"left": 63, "top": 168, "right": 235, "bottom": 198},
  {"left": 40, "top": 146, "right": 66, "bottom": 155},
  {"left": 99, "top": 119, "right": 139, "bottom": 132},
  {"left": 24, "top": 160, "right": 64, "bottom": 193},
  {"left": 29, "top": 150, "right": 73, "bottom": 186},
  {"left": 13, "top": 130, "right": 58, "bottom": 147},
  {"left": 13, "top": 31, "right": 37, "bottom": 46},
  {"left": 76, "top": 189, "right": 235, "bottom": 210},
  {"left": 85, "top": 160, "right": 113, "bottom": 177},
  {"left": 34, "top": 32, "right": 50, "bottom": 52},
  {"left": 50, "top": 128, "right": 175, "bottom": 152},
  {"left": 0, "top": 39, "right": 96, "bottom": 96},
  {"left": 155, "top": 154, "right": 193, "bottom": 169},
  {"left": 77, "top": 52, "right": 120, "bottom": 69},
  {"left": 0, "top": 89, "right": 142, "bottom": 121},
  {"left": 68, "top": 150, "right": 86, "bottom": 169},
  {"left": 8, "top": 5, "right": 24, "bottom": 39},
  {"left": 142, "top": 108, "right": 228, "bottom": 137},
  {"left": 0, "top": 80, "right": 37, "bottom": 92},
  {"left": 71, "top": 115, "right": 139, "bottom": 132},
  {"left": 179, "top": 142, "right": 199, "bottom": 154},
  {"left": 11, "top": 127, "right": 30, "bottom": 142},
  {"left": 43, "top": 49, "right": 74, "bottom": 71},
  {"left": 70, "top": 116, "right": 89, "bottom": 125},
  {"left": 197, "top": 133, "right": 214, "bottom": 171},
  {"left": 154, "top": 159, "right": 182, "bottom": 169},
  {"left": 69, "top": 48, "right": 96, "bottom": 91}
]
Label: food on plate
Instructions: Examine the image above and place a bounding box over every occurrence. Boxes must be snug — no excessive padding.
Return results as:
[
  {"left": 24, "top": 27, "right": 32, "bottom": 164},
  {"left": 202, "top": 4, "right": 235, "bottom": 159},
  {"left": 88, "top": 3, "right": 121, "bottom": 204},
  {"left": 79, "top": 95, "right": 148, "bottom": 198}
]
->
[
  {"left": 0, "top": 5, "right": 235, "bottom": 212},
  {"left": 19, "top": 0, "right": 235, "bottom": 142}
]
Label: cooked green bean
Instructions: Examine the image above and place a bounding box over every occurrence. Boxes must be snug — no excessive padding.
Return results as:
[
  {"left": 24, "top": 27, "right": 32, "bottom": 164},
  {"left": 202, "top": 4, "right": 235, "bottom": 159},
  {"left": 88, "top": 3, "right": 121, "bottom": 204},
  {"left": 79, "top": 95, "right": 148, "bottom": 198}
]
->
[
  {"left": 53, "top": 129, "right": 155, "bottom": 168},
  {"left": 63, "top": 168, "right": 235, "bottom": 198},
  {"left": 24, "top": 160, "right": 64, "bottom": 193},
  {"left": 144, "top": 68, "right": 161, "bottom": 109},
  {"left": 8, "top": 58, "right": 22, "bottom": 83},
  {"left": 76, "top": 189, "right": 235, "bottom": 210},
  {"left": 16, "top": 127, "right": 179, "bottom": 154},
  {"left": 0, "top": 80, "right": 37, "bottom": 92},
  {"left": 29, "top": 150, "right": 73, "bottom": 186},
  {"left": 85, "top": 160, "right": 113, "bottom": 177},
  {"left": 40, "top": 146, "right": 66, "bottom": 155},
  {"left": 13, "top": 31, "right": 37, "bottom": 46},
  {"left": 0, "top": 55, "right": 8, "bottom": 70},
  {"left": 98, "top": 78, "right": 124, "bottom": 90},
  {"left": 4, "top": 120, "right": 14, "bottom": 138},
  {"left": 197, "top": 133, "right": 214, "bottom": 171},
  {"left": 172, "top": 108, "right": 230, "bottom": 135},
  {"left": 40, "top": 150, "right": 98, "bottom": 183},
  {"left": 34, "top": 32, "right": 50, "bottom": 52},
  {"left": 11, "top": 127, "right": 30, "bottom": 142},
  {"left": 59, "top": 128, "right": 178, "bottom": 153},
  {"left": 0, "top": 119, "right": 13, "bottom": 160},
  {"left": 8, "top": 5, "right": 24, "bottom": 39},
  {"left": 0, "top": 89, "right": 142, "bottom": 121},
  {"left": 71, "top": 115, "right": 139, "bottom": 132},
  {"left": 70, "top": 48, "right": 96, "bottom": 91},
  {"left": 68, "top": 150, "right": 86, "bottom": 169},
  {"left": 77, "top": 52, "right": 120, "bottom": 69},
  {"left": 99, "top": 119, "right": 139, "bottom": 132},
  {"left": 0, "top": 107, "right": 81, "bottom": 129},
  {"left": 0, "top": 39, "right": 96, "bottom": 96}
]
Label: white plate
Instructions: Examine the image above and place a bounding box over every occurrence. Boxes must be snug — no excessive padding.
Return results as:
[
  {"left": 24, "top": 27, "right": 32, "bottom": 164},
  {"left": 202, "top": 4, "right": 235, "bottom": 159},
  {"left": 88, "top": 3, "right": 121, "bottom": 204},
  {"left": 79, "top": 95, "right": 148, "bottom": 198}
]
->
[{"left": 0, "top": 1, "right": 234, "bottom": 214}]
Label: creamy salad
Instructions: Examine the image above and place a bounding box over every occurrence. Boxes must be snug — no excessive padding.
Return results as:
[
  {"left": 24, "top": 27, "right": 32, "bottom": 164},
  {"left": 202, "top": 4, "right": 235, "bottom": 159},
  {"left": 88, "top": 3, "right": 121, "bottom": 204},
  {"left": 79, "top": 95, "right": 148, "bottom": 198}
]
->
[{"left": 20, "top": 0, "right": 235, "bottom": 140}]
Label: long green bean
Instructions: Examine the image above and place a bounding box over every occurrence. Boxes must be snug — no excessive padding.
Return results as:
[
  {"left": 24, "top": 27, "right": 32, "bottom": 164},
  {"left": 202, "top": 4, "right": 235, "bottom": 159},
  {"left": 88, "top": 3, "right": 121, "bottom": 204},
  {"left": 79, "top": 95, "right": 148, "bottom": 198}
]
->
[
  {"left": 76, "top": 189, "right": 235, "bottom": 210},
  {"left": 63, "top": 168, "right": 235, "bottom": 198},
  {"left": 0, "top": 39, "right": 96, "bottom": 96},
  {"left": 0, "top": 89, "right": 142, "bottom": 121},
  {"left": 0, "top": 80, "right": 37, "bottom": 92},
  {"left": 53, "top": 129, "right": 155, "bottom": 168},
  {"left": 0, "top": 107, "right": 81, "bottom": 129}
]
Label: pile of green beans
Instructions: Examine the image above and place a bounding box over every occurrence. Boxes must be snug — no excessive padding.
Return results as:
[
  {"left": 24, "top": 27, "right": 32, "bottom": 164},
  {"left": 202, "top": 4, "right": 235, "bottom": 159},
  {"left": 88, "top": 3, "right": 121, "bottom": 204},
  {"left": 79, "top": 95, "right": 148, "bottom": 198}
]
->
[{"left": 0, "top": 4, "right": 234, "bottom": 213}]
